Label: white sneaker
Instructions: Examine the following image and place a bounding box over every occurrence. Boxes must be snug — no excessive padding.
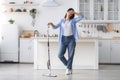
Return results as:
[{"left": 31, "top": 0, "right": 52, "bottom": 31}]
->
[{"left": 66, "top": 69, "right": 72, "bottom": 75}]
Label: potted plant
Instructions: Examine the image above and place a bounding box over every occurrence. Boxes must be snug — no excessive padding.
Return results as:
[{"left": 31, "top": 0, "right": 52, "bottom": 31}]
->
[
  {"left": 8, "top": 19, "right": 15, "bottom": 24},
  {"left": 29, "top": 8, "right": 37, "bottom": 27}
]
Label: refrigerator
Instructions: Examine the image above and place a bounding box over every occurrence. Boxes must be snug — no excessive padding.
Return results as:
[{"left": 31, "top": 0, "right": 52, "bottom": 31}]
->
[{"left": 0, "top": 24, "right": 19, "bottom": 62}]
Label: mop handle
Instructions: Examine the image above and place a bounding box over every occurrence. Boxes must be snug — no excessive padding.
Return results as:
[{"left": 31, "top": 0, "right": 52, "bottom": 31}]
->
[
  {"left": 47, "top": 26, "right": 50, "bottom": 47},
  {"left": 47, "top": 25, "right": 50, "bottom": 60},
  {"left": 47, "top": 25, "right": 51, "bottom": 70}
]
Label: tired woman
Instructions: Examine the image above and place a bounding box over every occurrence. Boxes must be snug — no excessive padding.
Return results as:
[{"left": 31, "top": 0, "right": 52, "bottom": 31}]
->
[{"left": 48, "top": 8, "right": 83, "bottom": 75}]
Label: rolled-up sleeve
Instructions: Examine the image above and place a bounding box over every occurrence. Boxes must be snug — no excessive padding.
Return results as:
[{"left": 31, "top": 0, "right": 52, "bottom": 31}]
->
[
  {"left": 54, "top": 19, "right": 62, "bottom": 29},
  {"left": 74, "top": 15, "right": 84, "bottom": 23}
]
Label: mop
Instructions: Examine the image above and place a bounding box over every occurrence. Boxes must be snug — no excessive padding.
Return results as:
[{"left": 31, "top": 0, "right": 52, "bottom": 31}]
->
[{"left": 42, "top": 26, "right": 57, "bottom": 77}]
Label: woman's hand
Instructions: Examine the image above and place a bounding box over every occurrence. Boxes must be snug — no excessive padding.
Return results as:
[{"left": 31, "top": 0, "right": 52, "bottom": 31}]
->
[
  {"left": 48, "top": 22, "right": 55, "bottom": 28},
  {"left": 74, "top": 12, "right": 80, "bottom": 16}
]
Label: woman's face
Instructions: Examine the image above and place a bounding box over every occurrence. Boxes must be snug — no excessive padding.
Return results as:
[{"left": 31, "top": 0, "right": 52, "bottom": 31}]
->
[{"left": 67, "top": 10, "right": 74, "bottom": 17}]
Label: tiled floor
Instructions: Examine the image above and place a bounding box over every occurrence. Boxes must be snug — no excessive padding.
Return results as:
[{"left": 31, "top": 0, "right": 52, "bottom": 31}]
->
[{"left": 0, "top": 63, "right": 120, "bottom": 80}]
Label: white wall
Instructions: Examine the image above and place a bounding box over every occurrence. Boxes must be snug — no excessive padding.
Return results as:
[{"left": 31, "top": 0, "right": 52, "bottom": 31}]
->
[
  {"left": 0, "top": 0, "right": 78, "bottom": 35},
  {"left": 36, "top": 0, "right": 78, "bottom": 34}
]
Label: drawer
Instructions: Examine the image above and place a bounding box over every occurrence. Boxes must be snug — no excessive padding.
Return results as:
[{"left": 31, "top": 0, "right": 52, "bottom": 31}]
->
[{"left": 111, "top": 40, "right": 120, "bottom": 44}]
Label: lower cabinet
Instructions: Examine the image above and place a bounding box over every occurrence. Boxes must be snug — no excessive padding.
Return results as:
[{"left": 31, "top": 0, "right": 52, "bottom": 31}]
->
[
  {"left": 99, "top": 40, "right": 120, "bottom": 64},
  {"left": 99, "top": 40, "right": 111, "bottom": 63},
  {"left": 111, "top": 40, "right": 120, "bottom": 63},
  {"left": 20, "top": 38, "right": 34, "bottom": 63}
]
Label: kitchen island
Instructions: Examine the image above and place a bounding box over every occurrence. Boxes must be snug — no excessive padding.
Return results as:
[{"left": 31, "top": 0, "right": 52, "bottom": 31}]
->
[{"left": 33, "top": 37, "right": 98, "bottom": 69}]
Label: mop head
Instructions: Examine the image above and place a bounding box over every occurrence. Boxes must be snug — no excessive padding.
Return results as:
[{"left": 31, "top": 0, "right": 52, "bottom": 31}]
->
[{"left": 47, "top": 60, "right": 50, "bottom": 69}]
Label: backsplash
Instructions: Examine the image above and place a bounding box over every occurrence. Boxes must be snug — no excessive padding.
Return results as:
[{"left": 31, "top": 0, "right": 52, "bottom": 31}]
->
[{"left": 78, "top": 23, "right": 120, "bottom": 38}]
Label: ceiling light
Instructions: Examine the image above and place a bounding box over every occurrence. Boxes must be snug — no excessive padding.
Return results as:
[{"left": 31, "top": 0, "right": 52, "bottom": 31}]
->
[{"left": 42, "top": 0, "right": 60, "bottom": 7}]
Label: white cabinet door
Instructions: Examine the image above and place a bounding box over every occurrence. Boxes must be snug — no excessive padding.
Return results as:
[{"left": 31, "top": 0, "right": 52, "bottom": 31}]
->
[
  {"left": 93, "top": 0, "right": 105, "bottom": 20},
  {"left": 79, "top": 0, "right": 91, "bottom": 20},
  {"left": 111, "top": 40, "right": 120, "bottom": 63},
  {"left": 20, "top": 39, "right": 30, "bottom": 62},
  {"left": 20, "top": 38, "right": 33, "bottom": 63},
  {"left": 29, "top": 41, "right": 34, "bottom": 62},
  {"left": 99, "top": 40, "right": 111, "bottom": 63},
  {"left": 108, "top": 0, "right": 119, "bottom": 20}
]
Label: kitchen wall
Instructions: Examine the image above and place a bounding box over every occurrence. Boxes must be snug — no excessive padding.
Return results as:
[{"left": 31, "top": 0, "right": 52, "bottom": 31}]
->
[
  {"left": 1, "top": 0, "right": 120, "bottom": 38},
  {"left": 0, "top": 0, "right": 78, "bottom": 35}
]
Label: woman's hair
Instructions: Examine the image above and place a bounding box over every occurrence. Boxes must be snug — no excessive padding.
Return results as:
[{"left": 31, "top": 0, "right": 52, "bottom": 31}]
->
[{"left": 64, "top": 8, "right": 75, "bottom": 20}]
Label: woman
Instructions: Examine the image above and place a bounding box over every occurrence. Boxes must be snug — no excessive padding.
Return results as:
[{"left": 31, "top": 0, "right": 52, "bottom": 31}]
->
[{"left": 48, "top": 8, "right": 83, "bottom": 75}]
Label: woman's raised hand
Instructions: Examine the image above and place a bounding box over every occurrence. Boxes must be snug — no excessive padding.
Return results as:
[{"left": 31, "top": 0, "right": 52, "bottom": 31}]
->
[
  {"left": 74, "top": 12, "right": 80, "bottom": 16},
  {"left": 48, "top": 22, "right": 55, "bottom": 28}
]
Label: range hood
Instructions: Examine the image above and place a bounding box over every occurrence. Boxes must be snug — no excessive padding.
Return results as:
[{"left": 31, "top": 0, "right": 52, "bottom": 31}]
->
[{"left": 42, "top": 0, "right": 60, "bottom": 7}]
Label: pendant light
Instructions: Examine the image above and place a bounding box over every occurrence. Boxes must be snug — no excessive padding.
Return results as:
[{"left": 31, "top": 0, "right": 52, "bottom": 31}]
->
[{"left": 42, "top": 0, "right": 60, "bottom": 7}]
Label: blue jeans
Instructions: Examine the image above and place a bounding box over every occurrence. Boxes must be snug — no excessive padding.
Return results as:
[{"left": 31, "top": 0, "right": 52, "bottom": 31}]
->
[{"left": 58, "top": 35, "right": 76, "bottom": 70}]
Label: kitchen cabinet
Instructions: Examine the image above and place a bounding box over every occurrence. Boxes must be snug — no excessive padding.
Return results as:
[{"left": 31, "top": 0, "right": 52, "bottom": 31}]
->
[
  {"left": 108, "top": 0, "right": 119, "bottom": 20},
  {"left": 20, "top": 38, "right": 34, "bottom": 63},
  {"left": 111, "top": 40, "right": 120, "bottom": 63},
  {"left": 79, "top": 0, "right": 91, "bottom": 20},
  {"left": 78, "top": 0, "right": 120, "bottom": 21},
  {"left": 0, "top": 24, "right": 19, "bottom": 62},
  {"left": 99, "top": 40, "right": 120, "bottom": 63},
  {"left": 99, "top": 40, "right": 111, "bottom": 63},
  {"left": 94, "top": 0, "right": 104, "bottom": 20}
]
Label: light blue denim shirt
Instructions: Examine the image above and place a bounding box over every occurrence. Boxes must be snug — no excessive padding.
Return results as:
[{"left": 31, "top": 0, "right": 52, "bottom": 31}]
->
[{"left": 54, "top": 15, "right": 83, "bottom": 42}]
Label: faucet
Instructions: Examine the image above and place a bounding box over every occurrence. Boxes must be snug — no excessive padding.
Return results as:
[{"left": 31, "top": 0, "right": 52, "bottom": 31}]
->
[{"left": 34, "top": 30, "right": 39, "bottom": 37}]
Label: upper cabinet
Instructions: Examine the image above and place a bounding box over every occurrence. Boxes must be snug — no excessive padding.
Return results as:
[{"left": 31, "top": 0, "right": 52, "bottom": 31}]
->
[
  {"left": 79, "top": 0, "right": 91, "bottom": 20},
  {"left": 78, "top": 0, "right": 120, "bottom": 21},
  {"left": 108, "top": 0, "right": 119, "bottom": 20},
  {"left": 94, "top": 0, "right": 104, "bottom": 20}
]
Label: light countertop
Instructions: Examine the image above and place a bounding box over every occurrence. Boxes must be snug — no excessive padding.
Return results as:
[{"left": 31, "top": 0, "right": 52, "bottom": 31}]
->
[{"left": 31, "top": 36, "right": 120, "bottom": 40}]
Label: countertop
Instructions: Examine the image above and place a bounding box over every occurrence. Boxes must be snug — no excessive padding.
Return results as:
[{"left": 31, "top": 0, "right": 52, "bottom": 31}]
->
[{"left": 31, "top": 36, "right": 120, "bottom": 40}]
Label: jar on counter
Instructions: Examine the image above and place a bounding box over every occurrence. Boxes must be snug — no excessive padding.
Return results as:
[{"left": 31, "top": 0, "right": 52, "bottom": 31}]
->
[
  {"left": 34, "top": 30, "right": 39, "bottom": 37},
  {"left": 8, "top": 8, "right": 14, "bottom": 12}
]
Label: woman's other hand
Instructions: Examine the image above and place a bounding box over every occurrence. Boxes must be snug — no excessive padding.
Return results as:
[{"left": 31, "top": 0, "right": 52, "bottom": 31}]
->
[{"left": 48, "top": 22, "right": 55, "bottom": 28}]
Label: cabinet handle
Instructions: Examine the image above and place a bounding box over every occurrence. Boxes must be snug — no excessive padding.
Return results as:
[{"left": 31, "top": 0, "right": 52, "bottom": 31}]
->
[
  {"left": 1, "top": 36, "right": 4, "bottom": 40},
  {"left": 28, "top": 47, "right": 31, "bottom": 50},
  {"left": 99, "top": 42, "right": 102, "bottom": 47},
  {"left": 29, "top": 47, "right": 31, "bottom": 50}
]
